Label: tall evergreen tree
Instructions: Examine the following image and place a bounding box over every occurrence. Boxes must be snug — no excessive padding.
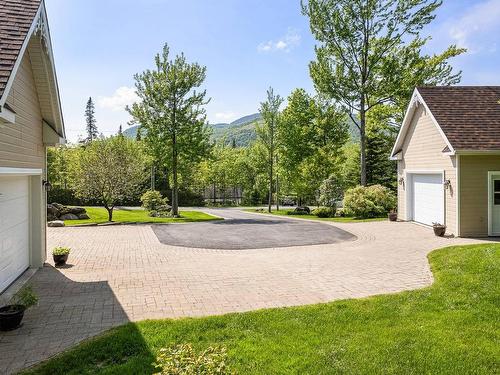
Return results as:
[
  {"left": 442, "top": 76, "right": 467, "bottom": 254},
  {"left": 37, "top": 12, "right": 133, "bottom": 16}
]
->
[
  {"left": 128, "top": 44, "right": 211, "bottom": 217},
  {"left": 84, "top": 97, "right": 98, "bottom": 142}
]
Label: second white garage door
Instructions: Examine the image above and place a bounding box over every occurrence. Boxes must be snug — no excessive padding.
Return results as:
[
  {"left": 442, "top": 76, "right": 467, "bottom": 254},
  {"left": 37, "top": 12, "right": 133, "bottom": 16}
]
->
[
  {"left": 412, "top": 173, "right": 444, "bottom": 226},
  {"left": 0, "top": 176, "right": 30, "bottom": 293}
]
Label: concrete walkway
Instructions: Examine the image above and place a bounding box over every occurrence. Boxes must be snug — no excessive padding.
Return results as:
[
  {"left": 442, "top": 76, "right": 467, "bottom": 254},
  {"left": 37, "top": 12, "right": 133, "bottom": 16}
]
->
[{"left": 0, "top": 212, "right": 488, "bottom": 373}]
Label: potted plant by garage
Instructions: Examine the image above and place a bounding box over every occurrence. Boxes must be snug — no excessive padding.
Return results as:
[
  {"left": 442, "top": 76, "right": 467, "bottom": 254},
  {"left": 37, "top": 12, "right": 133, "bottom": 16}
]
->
[
  {"left": 0, "top": 286, "right": 38, "bottom": 331},
  {"left": 53, "top": 246, "right": 71, "bottom": 267},
  {"left": 388, "top": 209, "right": 398, "bottom": 222},
  {"left": 432, "top": 222, "right": 446, "bottom": 237}
]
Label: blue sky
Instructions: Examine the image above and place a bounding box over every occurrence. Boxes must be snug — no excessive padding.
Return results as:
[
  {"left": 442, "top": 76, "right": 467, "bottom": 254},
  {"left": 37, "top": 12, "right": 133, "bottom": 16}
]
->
[{"left": 44, "top": 0, "right": 500, "bottom": 142}]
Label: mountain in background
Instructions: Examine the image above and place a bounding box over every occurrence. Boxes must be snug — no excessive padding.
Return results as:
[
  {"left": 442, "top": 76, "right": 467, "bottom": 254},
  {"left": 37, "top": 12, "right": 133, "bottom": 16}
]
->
[
  {"left": 123, "top": 113, "right": 263, "bottom": 147},
  {"left": 123, "top": 112, "right": 359, "bottom": 146},
  {"left": 210, "top": 113, "right": 262, "bottom": 147},
  {"left": 123, "top": 124, "right": 140, "bottom": 139}
]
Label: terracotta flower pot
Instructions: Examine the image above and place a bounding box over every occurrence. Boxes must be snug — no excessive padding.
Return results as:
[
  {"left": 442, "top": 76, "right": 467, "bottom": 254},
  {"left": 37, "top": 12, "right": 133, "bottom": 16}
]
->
[
  {"left": 53, "top": 254, "right": 68, "bottom": 266},
  {"left": 0, "top": 305, "right": 25, "bottom": 331}
]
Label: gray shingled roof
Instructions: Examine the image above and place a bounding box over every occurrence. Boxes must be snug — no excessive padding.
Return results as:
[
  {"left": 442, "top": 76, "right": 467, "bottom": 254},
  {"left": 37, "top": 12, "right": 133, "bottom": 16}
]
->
[
  {"left": 0, "top": 0, "right": 41, "bottom": 100},
  {"left": 417, "top": 86, "right": 500, "bottom": 151}
]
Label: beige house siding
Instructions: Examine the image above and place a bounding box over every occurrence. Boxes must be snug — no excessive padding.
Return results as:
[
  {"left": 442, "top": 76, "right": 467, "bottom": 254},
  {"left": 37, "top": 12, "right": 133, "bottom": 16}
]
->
[
  {"left": 0, "top": 51, "right": 48, "bottom": 267},
  {"left": 397, "top": 105, "right": 457, "bottom": 234},
  {"left": 0, "top": 52, "right": 45, "bottom": 169},
  {"left": 460, "top": 155, "right": 500, "bottom": 237}
]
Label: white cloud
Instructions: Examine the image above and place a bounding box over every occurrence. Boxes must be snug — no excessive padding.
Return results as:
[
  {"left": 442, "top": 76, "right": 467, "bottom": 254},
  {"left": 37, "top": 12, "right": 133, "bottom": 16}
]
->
[
  {"left": 97, "top": 86, "right": 139, "bottom": 112},
  {"left": 449, "top": 0, "right": 500, "bottom": 53},
  {"left": 214, "top": 112, "right": 238, "bottom": 122},
  {"left": 258, "top": 29, "right": 301, "bottom": 53}
]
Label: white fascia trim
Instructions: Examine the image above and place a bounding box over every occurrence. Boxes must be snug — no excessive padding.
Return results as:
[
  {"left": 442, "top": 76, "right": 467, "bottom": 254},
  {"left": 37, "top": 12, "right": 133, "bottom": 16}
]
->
[
  {"left": 456, "top": 150, "right": 500, "bottom": 155},
  {"left": 39, "top": 2, "right": 66, "bottom": 139},
  {"left": 0, "top": 4, "right": 43, "bottom": 107},
  {"left": 390, "top": 88, "right": 456, "bottom": 158},
  {"left": 456, "top": 155, "right": 460, "bottom": 237},
  {"left": 390, "top": 89, "right": 419, "bottom": 158},
  {"left": 0, "top": 167, "right": 43, "bottom": 176},
  {"left": 0, "top": 105, "right": 16, "bottom": 124}
]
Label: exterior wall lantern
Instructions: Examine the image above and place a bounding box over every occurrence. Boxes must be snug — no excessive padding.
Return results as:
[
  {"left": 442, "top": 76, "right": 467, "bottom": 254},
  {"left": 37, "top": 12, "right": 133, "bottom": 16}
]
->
[
  {"left": 443, "top": 179, "right": 451, "bottom": 189},
  {"left": 42, "top": 180, "right": 52, "bottom": 192}
]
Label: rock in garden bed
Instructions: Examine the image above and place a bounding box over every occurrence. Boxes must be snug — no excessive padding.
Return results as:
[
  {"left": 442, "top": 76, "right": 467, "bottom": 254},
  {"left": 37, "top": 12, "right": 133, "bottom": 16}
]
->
[{"left": 47, "top": 203, "right": 89, "bottom": 224}]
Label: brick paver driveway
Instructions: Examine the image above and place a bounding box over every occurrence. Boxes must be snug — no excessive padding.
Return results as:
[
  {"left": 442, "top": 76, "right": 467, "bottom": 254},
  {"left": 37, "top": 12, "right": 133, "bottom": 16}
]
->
[{"left": 0, "top": 210, "right": 487, "bottom": 373}]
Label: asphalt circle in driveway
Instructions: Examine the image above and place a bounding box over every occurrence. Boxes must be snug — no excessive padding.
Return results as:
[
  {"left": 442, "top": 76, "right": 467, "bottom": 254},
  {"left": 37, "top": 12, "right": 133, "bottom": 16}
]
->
[{"left": 152, "top": 208, "right": 356, "bottom": 250}]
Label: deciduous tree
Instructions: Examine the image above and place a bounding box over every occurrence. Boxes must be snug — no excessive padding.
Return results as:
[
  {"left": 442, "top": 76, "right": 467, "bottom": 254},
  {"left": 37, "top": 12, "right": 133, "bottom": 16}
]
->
[
  {"left": 128, "top": 44, "right": 211, "bottom": 216},
  {"left": 302, "top": 0, "right": 464, "bottom": 185},
  {"left": 257, "top": 88, "right": 283, "bottom": 212},
  {"left": 71, "top": 136, "right": 146, "bottom": 221}
]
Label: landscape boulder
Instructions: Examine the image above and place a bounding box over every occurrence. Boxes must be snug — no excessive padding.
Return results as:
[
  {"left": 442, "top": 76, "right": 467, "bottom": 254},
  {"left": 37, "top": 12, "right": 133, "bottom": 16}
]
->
[
  {"left": 47, "top": 203, "right": 89, "bottom": 222},
  {"left": 59, "top": 213, "right": 79, "bottom": 221},
  {"left": 47, "top": 220, "right": 65, "bottom": 227},
  {"left": 294, "top": 206, "right": 311, "bottom": 214},
  {"left": 69, "top": 207, "right": 86, "bottom": 215}
]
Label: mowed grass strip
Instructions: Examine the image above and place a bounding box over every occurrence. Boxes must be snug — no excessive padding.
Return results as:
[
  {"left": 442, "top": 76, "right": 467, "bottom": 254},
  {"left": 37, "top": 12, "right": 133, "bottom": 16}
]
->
[
  {"left": 25, "top": 244, "right": 499, "bottom": 374},
  {"left": 246, "top": 208, "right": 387, "bottom": 223},
  {"left": 64, "top": 207, "right": 221, "bottom": 226}
]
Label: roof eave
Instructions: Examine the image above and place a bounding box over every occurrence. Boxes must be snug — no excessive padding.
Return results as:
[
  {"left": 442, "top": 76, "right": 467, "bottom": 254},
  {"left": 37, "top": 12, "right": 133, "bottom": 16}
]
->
[{"left": 391, "top": 87, "right": 456, "bottom": 158}]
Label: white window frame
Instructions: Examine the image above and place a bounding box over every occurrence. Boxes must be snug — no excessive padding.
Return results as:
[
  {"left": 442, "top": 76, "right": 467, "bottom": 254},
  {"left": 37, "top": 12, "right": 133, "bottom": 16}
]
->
[{"left": 488, "top": 171, "right": 500, "bottom": 237}]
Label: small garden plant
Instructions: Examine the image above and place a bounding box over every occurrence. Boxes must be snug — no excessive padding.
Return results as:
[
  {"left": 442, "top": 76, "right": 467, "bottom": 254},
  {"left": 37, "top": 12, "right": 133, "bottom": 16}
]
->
[
  {"left": 153, "top": 343, "right": 232, "bottom": 375},
  {"left": 52, "top": 247, "right": 71, "bottom": 256},
  {"left": 5, "top": 286, "right": 38, "bottom": 312}
]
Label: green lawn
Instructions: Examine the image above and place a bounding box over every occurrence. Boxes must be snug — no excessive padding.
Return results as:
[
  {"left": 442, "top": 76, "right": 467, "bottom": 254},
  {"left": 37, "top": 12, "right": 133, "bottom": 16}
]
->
[
  {"left": 246, "top": 208, "right": 387, "bottom": 223},
  {"left": 26, "top": 244, "right": 499, "bottom": 374},
  {"left": 63, "top": 207, "right": 221, "bottom": 226}
]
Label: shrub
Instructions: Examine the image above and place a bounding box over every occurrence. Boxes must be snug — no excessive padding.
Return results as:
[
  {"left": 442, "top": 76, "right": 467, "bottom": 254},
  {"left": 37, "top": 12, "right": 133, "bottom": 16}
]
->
[
  {"left": 313, "top": 207, "right": 336, "bottom": 218},
  {"left": 141, "top": 190, "right": 168, "bottom": 212},
  {"left": 319, "top": 176, "right": 343, "bottom": 208},
  {"left": 52, "top": 247, "right": 71, "bottom": 256},
  {"left": 343, "top": 184, "right": 396, "bottom": 218},
  {"left": 153, "top": 343, "right": 231, "bottom": 375},
  {"left": 12, "top": 286, "right": 38, "bottom": 309}
]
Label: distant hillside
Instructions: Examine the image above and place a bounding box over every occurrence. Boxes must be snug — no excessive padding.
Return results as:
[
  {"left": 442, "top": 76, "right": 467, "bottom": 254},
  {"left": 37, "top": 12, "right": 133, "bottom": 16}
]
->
[
  {"left": 123, "top": 125, "right": 139, "bottom": 139},
  {"left": 124, "top": 112, "right": 359, "bottom": 146},
  {"left": 123, "top": 113, "right": 262, "bottom": 147},
  {"left": 210, "top": 113, "right": 262, "bottom": 147}
]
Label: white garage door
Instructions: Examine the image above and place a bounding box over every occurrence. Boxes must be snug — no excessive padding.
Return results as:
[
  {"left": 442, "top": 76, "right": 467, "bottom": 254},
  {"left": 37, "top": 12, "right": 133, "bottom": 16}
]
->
[
  {"left": 0, "top": 176, "right": 30, "bottom": 293},
  {"left": 412, "top": 174, "right": 444, "bottom": 226}
]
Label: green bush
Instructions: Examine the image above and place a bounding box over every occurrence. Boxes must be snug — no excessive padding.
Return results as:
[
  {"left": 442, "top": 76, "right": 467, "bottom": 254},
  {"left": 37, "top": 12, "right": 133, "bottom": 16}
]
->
[
  {"left": 343, "top": 185, "right": 396, "bottom": 218},
  {"left": 141, "top": 190, "right": 168, "bottom": 212},
  {"left": 52, "top": 247, "right": 71, "bottom": 256},
  {"left": 312, "top": 207, "right": 336, "bottom": 218},
  {"left": 153, "top": 343, "right": 231, "bottom": 375}
]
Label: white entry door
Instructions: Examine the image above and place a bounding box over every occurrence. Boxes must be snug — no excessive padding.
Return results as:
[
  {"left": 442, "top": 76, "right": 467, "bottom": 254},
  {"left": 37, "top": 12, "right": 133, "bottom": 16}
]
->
[
  {"left": 412, "top": 173, "right": 444, "bottom": 226},
  {"left": 0, "top": 176, "right": 30, "bottom": 293},
  {"left": 490, "top": 174, "right": 500, "bottom": 236}
]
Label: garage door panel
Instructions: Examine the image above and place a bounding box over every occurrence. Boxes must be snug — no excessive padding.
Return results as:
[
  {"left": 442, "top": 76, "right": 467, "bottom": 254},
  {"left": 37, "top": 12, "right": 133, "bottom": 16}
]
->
[
  {"left": 412, "top": 174, "right": 444, "bottom": 226},
  {"left": 0, "top": 196, "right": 29, "bottom": 230},
  {"left": 0, "top": 176, "right": 30, "bottom": 293}
]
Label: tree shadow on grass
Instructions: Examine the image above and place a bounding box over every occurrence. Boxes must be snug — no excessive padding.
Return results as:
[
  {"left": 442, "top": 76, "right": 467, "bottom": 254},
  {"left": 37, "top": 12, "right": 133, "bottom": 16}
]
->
[{"left": 0, "top": 265, "right": 155, "bottom": 374}]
